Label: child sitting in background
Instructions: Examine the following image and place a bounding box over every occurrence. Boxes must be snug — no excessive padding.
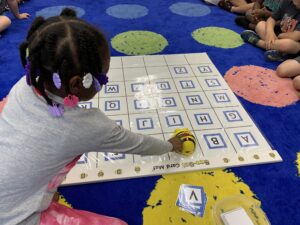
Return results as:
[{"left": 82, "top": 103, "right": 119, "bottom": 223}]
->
[
  {"left": 0, "top": 0, "right": 29, "bottom": 35},
  {"left": 0, "top": 8, "right": 185, "bottom": 225},
  {"left": 276, "top": 56, "right": 300, "bottom": 96},
  {"left": 218, "top": 0, "right": 254, "bottom": 14},
  {"left": 235, "top": 0, "right": 273, "bottom": 29},
  {"left": 241, "top": 0, "right": 300, "bottom": 61}
]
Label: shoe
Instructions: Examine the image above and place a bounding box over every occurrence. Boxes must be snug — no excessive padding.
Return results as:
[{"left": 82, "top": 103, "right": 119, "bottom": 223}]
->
[
  {"left": 241, "top": 30, "right": 260, "bottom": 45},
  {"left": 235, "top": 16, "right": 250, "bottom": 29},
  {"left": 218, "top": 0, "right": 233, "bottom": 11},
  {"left": 264, "top": 50, "right": 286, "bottom": 62}
]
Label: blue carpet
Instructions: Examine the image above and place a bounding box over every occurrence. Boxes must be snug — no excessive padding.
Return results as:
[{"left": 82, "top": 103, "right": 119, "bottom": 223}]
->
[{"left": 1, "top": 0, "right": 299, "bottom": 225}]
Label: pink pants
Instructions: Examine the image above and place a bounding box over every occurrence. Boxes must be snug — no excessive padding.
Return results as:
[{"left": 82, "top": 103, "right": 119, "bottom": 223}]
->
[{"left": 40, "top": 201, "right": 128, "bottom": 225}]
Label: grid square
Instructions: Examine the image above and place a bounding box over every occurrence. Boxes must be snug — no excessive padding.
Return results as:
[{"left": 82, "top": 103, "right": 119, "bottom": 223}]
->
[
  {"left": 98, "top": 152, "right": 133, "bottom": 165},
  {"left": 180, "top": 80, "right": 195, "bottom": 89},
  {"left": 127, "top": 96, "right": 157, "bottom": 114},
  {"left": 158, "top": 94, "right": 184, "bottom": 111},
  {"left": 234, "top": 132, "right": 259, "bottom": 148},
  {"left": 180, "top": 92, "right": 211, "bottom": 109},
  {"left": 159, "top": 97, "right": 176, "bottom": 107},
  {"left": 184, "top": 53, "right": 212, "bottom": 64},
  {"left": 108, "top": 115, "right": 130, "bottom": 130},
  {"left": 109, "top": 57, "right": 122, "bottom": 68},
  {"left": 174, "top": 77, "right": 202, "bottom": 93},
  {"left": 99, "top": 97, "right": 128, "bottom": 115},
  {"left": 146, "top": 66, "right": 172, "bottom": 80},
  {"left": 129, "top": 113, "right": 162, "bottom": 135},
  {"left": 134, "top": 99, "right": 151, "bottom": 110},
  {"left": 204, "top": 133, "right": 227, "bottom": 149},
  {"left": 195, "top": 130, "right": 236, "bottom": 156},
  {"left": 137, "top": 118, "right": 154, "bottom": 130},
  {"left": 156, "top": 81, "right": 171, "bottom": 90},
  {"left": 174, "top": 66, "right": 188, "bottom": 74},
  {"left": 144, "top": 55, "right": 167, "bottom": 66},
  {"left": 77, "top": 153, "right": 89, "bottom": 164},
  {"left": 169, "top": 65, "right": 194, "bottom": 78},
  {"left": 101, "top": 82, "right": 126, "bottom": 97},
  {"left": 205, "top": 78, "right": 220, "bottom": 87},
  {"left": 187, "top": 95, "right": 203, "bottom": 105},
  {"left": 197, "top": 76, "right": 229, "bottom": 91},
  {"left": 122, "top": 56, "right": 145, "bottom": 68},
  {"left": 159, "top": 111, "right": 193, "bottom": 133},
  {"left": 104, "top": 153, "right": 126, "bottom": 161},
  {"left": 123, "top": 67, "right": 148, "bottom": 81},
  {"left": 105, "top": 100, "right": 120, "bottom": 111},
  {"left": 107, "top": 68, "right": 124, "bottom": 82},
  {"left": 214, "top": 106, "right": 254, "bottom": 128},
  {"left": 78, "top": 98, "right": 99, "bottom": 109},
  {"left": 187, "top": 109, "right": 222, "bottom": 130},
  {"left": 213, "top": 93, "right": 230, "bottom": 103},
  {"left": 225, "top": 127, "right": 271, "bottom": 152},
  {"left": 191, "top": 64, "right": 221, "bottom": 76},
  {"left": 198, "top": 65, "right": 212, "bottom": 73},
  {"left": 150, "top": 79, "right": 177, "bottom": 94},
  {"left": 195, "top": 113, "right": 213, "bottom": 125},
  {"left": 166, "top": 115, "right": 183, "bottom": 127},
  {"left": 206, "top": 90, "right": 240, "bottom": 107},
  {"left": 164, "top": 54, "right": 188, "bottom": 65},
  {"left": 224, "top": 110, "right": 242, "bottom": 122},
  {"left": 105, "top": 84, "right": 119, "bottom": 94}
]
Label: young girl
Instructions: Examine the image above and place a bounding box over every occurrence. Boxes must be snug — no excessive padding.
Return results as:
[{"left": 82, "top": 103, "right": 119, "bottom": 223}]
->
[{"left": 0, "top": 8, "right": 185, "bottom": 225}]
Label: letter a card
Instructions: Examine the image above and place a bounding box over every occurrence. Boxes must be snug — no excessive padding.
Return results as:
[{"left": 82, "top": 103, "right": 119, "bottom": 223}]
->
[{"left": 176, "top": 184, "right": 207, "bottom": 217}]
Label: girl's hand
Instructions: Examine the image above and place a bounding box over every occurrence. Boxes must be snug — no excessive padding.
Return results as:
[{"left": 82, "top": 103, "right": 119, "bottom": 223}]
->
[{"left": 168, "top": 136, "right": 183, "bottom": 153}]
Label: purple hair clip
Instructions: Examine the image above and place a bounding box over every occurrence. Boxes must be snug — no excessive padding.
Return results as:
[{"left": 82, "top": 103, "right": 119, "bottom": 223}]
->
[
  {"left": 48, "top": 103, "right": 64, "bottom": 117},
  {"left": 93, "top": 78, "right": 102, "bottom": 92},
  {"left": 95, "top": 73, "right": 109, "bottom": 85},
  {"left": 53, "top": 73, "right": 61, "bottom": 89},
  {"left": 25, "top": 59, "right": 31, "bottom": 86}
]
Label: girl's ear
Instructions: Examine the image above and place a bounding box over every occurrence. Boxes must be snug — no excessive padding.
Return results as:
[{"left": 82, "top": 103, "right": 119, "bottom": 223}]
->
[{"left": 69, "top": 76, "right": 83, "bottom": 95}]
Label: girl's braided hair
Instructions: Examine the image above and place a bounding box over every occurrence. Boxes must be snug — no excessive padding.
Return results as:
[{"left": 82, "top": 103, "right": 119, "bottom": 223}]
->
[{"left": 19, "top": 8, "right": 110, "bottom": 107}]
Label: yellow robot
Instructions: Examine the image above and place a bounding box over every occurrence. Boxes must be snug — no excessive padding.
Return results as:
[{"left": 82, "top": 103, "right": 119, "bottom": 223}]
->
[{"left": 174, "top": 128, "right": 196, "bottom": 156}]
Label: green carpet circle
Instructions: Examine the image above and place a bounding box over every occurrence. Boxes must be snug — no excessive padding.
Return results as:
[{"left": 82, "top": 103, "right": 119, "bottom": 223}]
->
[
  {"left": 111, "top": 31, "right": 168, "bottom": 55},
  {"left": 192, "top": 27, "right": 243, "bottom": 49}
]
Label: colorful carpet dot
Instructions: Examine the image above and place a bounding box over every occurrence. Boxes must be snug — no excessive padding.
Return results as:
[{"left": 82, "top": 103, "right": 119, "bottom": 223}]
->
[
  {"left": 36, "top": 6, "right": 85, "bottom": 18},
  {"left": 192, "top": 27, "right": 243, "bottom": 48},
  {"left": 224, "top": 65, "right": 299, "bottom": 107},
  {"left": 111, "top": 31, "right": 168, "bottom": 55},
  {"left": 169, "top": 2, "right": 211, "bottom": 17},
  {"left": 106, "top": 4, "right": 148, "bottom": 19}
]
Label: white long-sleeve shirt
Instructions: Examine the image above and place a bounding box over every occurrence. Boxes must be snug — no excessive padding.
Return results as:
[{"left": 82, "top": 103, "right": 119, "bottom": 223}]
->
[{"left": 0, "top": 76, "right": 172, "bottom": 225}]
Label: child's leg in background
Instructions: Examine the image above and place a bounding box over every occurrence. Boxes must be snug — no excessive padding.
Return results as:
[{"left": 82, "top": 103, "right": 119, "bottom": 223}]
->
[
  {"left": 0, "top": 15, "right": 11, "bottom": 33},
  {"left": 40, "top": 201, "right": 128, "bottom": 225},
  {"left": 255, "top": 20, "right": 267, "bottom": 40},
  {"left": 277, "top": 57, "right": 300, "bottom": 93},
  {"left": 230, "top": 0, "right": 248, "bottom": 7},
  {"left": 231, "top": 2, "right": 254, "bottom": 14}
]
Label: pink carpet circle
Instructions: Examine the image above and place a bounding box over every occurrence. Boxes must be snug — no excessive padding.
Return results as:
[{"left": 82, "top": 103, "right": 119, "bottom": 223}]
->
[{"left": 224, "top": 65, "right": 299, "bottom": 107}]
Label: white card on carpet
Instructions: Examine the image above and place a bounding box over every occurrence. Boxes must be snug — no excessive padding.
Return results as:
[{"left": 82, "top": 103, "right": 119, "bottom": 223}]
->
[{"left": 221, "top": 207, "right": 254, "bottom": 225}]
